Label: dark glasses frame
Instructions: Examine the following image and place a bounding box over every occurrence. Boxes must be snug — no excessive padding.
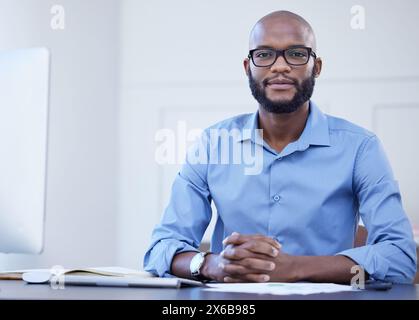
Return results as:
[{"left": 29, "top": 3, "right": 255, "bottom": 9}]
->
[{"left": 248, "top": 46, "right": 317, "bottom": 67}]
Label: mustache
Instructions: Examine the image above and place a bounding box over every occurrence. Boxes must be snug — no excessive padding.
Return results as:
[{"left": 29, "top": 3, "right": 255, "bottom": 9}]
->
[{"left": 262, "top": 75, "right": 298, "bottom": 87}]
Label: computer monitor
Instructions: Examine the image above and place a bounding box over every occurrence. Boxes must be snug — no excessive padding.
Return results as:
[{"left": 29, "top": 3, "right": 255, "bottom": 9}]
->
[{"left": 0, "top": 47, "right": 50, "bottom": 253}]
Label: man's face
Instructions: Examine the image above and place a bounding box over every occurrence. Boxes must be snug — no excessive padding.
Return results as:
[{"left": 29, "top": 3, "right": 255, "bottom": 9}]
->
[{"left": 244, "top": 18, "right": 321, "bottom": 114}]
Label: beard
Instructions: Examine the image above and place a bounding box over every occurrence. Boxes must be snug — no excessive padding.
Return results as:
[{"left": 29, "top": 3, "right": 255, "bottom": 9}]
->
[{"left": 248, "top": 68, "right": 316, "bottom": 114}]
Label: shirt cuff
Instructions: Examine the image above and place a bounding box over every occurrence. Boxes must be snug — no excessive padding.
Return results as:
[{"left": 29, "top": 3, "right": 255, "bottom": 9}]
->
[
  {"left": 336, "top": 245, "right": 390, "bottom": 281},
  {"left": 144, "top": 239, "right": 199, "bottom": 277}
]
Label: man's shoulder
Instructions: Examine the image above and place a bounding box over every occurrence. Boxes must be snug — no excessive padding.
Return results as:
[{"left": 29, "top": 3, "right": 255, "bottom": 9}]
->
[{"left": 325, "top": 113, "right": 375, "bottom": 140}]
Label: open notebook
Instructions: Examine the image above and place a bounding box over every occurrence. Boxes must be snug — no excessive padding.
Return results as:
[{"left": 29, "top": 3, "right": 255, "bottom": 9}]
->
[
  {"left": 0, "top": 266, "right": 150, "bottom": 280},
  {"left": 0, "top": 266, "right": 204, "bottom": 288}
]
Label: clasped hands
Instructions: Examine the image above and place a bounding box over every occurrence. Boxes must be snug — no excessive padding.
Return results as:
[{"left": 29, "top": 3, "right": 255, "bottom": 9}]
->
[{"left": 204, "top": 232, "right": 298, "bottom": 283}]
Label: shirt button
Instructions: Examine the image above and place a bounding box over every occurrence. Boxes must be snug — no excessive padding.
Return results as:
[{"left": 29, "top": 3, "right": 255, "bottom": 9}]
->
[
  {"left": 273, "top": 195, "right": 281, "bottom": 202},
  {"left": 277, "top": 157, "right": 283, "bottom": 161}
]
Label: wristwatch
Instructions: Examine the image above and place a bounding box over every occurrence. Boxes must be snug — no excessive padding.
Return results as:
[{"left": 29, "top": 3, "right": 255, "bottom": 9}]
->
[{"left": 190, "top": 251, "right": 210, "bottom": 279}]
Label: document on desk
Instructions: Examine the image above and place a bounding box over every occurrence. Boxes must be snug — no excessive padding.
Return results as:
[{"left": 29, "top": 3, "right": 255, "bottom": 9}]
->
[
  {"left": 0, "top": 266, "right": 152, "bottom": 280},
  {"left": 205, "top": 282, "right": 357, "bottom": 295},
  {"left": 21, "top": 270, "right": 204, "bottom": 289}
]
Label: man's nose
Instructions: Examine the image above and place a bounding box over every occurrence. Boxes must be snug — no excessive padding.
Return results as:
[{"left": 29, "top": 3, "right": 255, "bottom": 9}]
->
[{"left": 270, "top": 55, "right": 291, "bottom": 73}]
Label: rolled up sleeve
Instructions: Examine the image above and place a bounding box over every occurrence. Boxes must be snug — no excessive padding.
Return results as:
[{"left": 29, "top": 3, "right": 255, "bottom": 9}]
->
[
  {"left": 143, "top": 134, "right": 212, "bottom": 277},
  {"left": 337, "top": 135, "right": 417, "bottom": 283}
]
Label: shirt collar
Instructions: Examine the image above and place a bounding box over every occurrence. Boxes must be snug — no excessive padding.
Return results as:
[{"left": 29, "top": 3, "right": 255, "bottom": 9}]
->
[{"left": 237, "top": 100, "right": 330, "bottom": 148}]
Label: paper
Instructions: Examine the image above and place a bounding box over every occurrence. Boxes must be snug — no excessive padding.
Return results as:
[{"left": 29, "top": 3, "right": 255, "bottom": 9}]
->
[{"left": 205, "top": 282, "right": 357, "bottom": 295}]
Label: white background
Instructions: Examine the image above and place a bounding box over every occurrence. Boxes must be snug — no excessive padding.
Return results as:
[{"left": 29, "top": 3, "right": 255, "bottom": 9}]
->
[{"left": 0, "top": 0, "right": 418, "bottom": 270}]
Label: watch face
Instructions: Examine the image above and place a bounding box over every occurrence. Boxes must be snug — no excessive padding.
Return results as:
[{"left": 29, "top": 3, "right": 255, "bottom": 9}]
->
[{"left": 190, "top": 253, "right": 204, "bottom": 275}]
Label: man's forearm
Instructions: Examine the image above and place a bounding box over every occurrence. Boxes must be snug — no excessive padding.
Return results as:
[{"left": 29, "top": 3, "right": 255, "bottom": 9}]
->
[
  {"left": 170, "top": 251, "right": 198, "bottom": 279},
  {"left": 290, "top": 255, "right": 360, "bottom": 284},
  {"left": 171, "top": 252, "right": 223, "bottom": 281}
]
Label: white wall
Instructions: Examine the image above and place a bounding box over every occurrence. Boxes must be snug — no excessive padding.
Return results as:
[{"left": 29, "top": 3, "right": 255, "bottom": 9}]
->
[
  {"left": 0, "top": 0, "right": 119, "bottom": 269},
  {"left": 117, "top": 0, "right": 419, "bottom": 268}
]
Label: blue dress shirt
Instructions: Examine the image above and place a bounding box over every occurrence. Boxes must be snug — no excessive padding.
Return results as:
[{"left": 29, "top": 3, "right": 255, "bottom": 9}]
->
[{"left": 144, "top": 100, "right": 417, "bottom": 283}]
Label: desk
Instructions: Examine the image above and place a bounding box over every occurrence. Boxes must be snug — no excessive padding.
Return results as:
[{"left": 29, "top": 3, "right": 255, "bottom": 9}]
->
[{"left": 0, "top": 280, "right": 418, "bottom": 300}]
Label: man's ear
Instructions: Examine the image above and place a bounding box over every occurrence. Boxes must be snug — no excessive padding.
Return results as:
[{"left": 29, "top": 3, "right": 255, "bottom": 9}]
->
[
  {"left": 314, "top": 57, "right": 322, "bottom": 78},
  {"left": 243, "top": 58, "right": 250, "bottom": 77}
]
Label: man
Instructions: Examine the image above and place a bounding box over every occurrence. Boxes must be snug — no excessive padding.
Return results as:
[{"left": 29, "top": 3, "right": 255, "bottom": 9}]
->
[{"left": 143, "top": 11, "right": 417, "bottom": 284}]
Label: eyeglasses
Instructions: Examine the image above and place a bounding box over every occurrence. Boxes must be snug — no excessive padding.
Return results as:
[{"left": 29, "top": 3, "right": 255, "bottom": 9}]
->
[{"left": 248, "top": 46, "right": 317, "bottom": 67}]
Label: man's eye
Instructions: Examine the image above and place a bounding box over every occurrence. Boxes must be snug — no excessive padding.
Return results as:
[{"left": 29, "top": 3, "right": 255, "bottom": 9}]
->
[
  {"left": 288, "top": 50, "right": 307, "bottom": 57},
  {"left": 255, "top": 51, "right": 273, "bottom": 59}
]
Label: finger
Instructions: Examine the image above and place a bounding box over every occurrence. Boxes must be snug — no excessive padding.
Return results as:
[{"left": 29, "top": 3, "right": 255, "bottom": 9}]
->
[
  {"left": 223, "top": 233, "right": 281, "bottom": 250},
  {"left": 221, "top": 245, "right": 252, "bottom": 260},
  {"left": 240, "top": 240, "right": 280, "bottom": 258},
  {"left": 224, "top": 274, "right": 270, "bottom": 283},
  {"left": 223, "top": 276, "right": 244, "bottom": 283},
  {"left": 222, "top": 232, "right": 240, "bottom": 245},
  {"left": 222, "top": 258, "right": 275, "bottom": 274},
  {"left": 222, "top": 245, "right": 278, "bottom": 263},
  {"left": 248, "top": 235, "right": 281, "bottom": 250},
  {"left": 223, "top": 240, "right": 279, "bottom": 258},
  {"left": 245, "top": 273, "right": 270, "bottom": 282},
  {"left": 221, "top": 262, "right": 249, "bottom": 276},
  {"left": 219, "top": 259, "right": 262, "bottom": 277},
  {"left": 237, "top": 257, "right": 276, "bottom": 272}
]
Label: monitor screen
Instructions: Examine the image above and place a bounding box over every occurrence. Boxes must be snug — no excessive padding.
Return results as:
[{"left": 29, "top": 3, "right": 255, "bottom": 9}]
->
[{"left": 0, "top": 47, "right": 50, "bottom": 254}]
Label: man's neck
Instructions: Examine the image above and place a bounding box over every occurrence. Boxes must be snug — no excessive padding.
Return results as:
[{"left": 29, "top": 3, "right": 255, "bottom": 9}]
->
[{"left": 258, "top": 101, "right": 310, "bottom": 153}]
